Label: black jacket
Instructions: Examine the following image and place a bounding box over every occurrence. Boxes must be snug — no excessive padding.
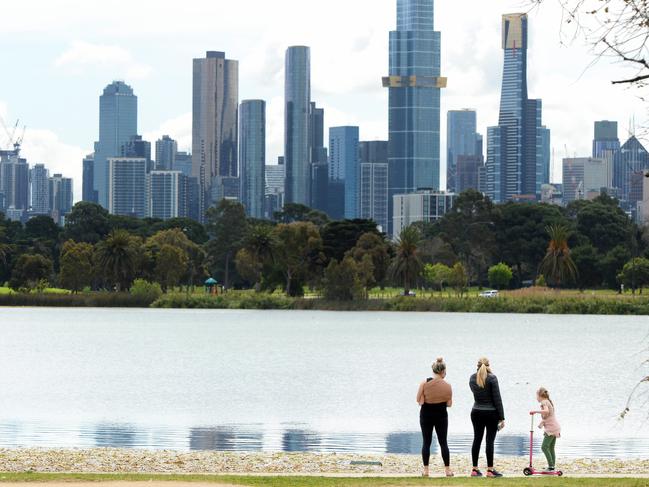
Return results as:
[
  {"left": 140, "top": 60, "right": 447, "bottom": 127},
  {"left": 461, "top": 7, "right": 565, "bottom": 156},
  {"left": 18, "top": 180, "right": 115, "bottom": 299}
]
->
[{"left": 469, "top": 373, "right": 505, "bottom": 421}]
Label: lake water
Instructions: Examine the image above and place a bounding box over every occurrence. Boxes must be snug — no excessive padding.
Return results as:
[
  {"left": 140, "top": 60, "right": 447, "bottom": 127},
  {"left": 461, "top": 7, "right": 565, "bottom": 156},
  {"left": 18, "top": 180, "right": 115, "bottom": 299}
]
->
[{"left": 0, "top": 308, "right": 647, "bottom": 458}]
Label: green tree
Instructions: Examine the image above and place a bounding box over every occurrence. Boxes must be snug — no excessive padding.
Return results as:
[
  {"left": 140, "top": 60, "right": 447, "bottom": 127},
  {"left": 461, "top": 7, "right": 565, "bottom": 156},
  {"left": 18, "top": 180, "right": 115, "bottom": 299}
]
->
[
  {"left": 150, "top": 218, "right": 209, "bottom": 244},
  {"left": 240, "top": 224, "right": 278, "bottom": 291},
  {"left": 488, "top": 263, "right": 513, "bottom": 290},
  {"left": 449, "top": 262, "right": 469, "bottom": 297},
  {"left": 273, "top": 203, "right": 330, "bottom": 226},
  {"left": 321, "top": 256, "right": 365, "bottom": 301},
  {"left": 390, "top": 225, "right": 423, "bottom": 296},
  {"left": 63, "top": 202, "right": 111, "bottom": 244},
  {"left": 9, "top": 254, "right": 53, "bottom": 292},
  {"left": 347, "top": 232, "right": 391, "bottom": 289},
  {"left": 155, "top": 244, "right": 189, "bottom": 292},
  {"left": 95, "top": 230, "right": 141, "bottom": 291},
  {"left": 600, "top": 245, "right": 633, "bottom": 290},
  {"left": 24, "top": 216, "right": 61, "bottom": 242},
  {"left": 423, "top": 263, "right": 452, "bottom": 294},
  {"left": 59, "top": 240, "right": 94, "bottom": 292},
  {"left": 496, "top": 203, "right": 568, "bottom": 285},
  {"left": 618, "top": 258, "right": 649, "bottom": 294},
  {"left": 205, "top": 200, "right": 249, "bottom": 290},
  {"left": 235, "top": 248, "right": 261, "bottom": 287},
  {"left": 321, "top": 219, "right": 381, "bottom": 263},
  {"left": 576, "top": 199, "right": 633, "bottom": 255},
  {"left": 273, "top": 222, "right": 324, "bottom": 296},
  {"left": 571, "top": 244, "right": 603, "bottom": 290},
  {"left": 539, "top": 225, "right": 578, "bottom": 289}
]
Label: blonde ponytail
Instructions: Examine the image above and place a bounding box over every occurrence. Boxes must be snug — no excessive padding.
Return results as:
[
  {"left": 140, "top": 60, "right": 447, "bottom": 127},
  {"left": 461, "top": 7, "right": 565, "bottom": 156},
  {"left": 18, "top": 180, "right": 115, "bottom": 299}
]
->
[
  {"left": 538, "top": 387, "right": 554, "bottom": 409},
  {"left": 476, "top": 357, "right": 491, "bottom": 388}
]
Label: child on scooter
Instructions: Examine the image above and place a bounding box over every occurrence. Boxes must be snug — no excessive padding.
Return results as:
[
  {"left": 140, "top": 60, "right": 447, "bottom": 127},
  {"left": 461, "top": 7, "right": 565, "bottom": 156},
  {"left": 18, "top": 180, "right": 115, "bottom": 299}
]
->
[{"left": 529, "top": 387, "right": 561, "bottom": 472}]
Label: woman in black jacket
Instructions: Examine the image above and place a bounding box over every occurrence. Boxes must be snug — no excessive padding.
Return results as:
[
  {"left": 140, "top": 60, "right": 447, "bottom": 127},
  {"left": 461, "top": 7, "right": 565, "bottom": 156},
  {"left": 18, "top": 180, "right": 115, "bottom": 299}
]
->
[{"left": 469, "top": 357, "right": 505, "bottom": 478}]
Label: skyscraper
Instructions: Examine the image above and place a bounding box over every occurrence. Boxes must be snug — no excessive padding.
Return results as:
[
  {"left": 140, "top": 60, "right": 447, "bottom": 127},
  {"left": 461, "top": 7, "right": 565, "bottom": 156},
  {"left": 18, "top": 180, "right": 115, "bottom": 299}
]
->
[
  {"left": 121, "top": 135, "right": 152, "bottom": 171},
  {"left": 360, "top": 141, "right": 389, "bottom": 231},
  {"left": 619, "top": 135, "right": 649, "bottom": 204},
  {"left": 155, "top": 135, "right": 177, "bottom": 171},
  {"left": 30, "top": 164, "right": 50, "bottom": 214},
  {"left": 94, "top": 81, "right": 138, "bottom": 209},
  {"left": 82, "top": 154, "right": 97, "bottom": 203},
  {"left": 329, "top": 126, "right": 360, "bottom": 219},
  {"left": 174, "top": 151, "right": 193, "bottom": 177},
  {"left": 239, "top": 100, "right": 266, "bottom": 219},
  {"left": 108, "top": 157, "right": 147, "bottom": 218},
  {"left": 48, "top": 174, "right": 73, "bottom": 223},
  {"left": 562, "top": 157, "right": 611, "bottom": 203},
  {"left": 309, "top": 102, "right": 328, "bottom": 212},
  {"left": 593, "top": 121, "right": 620, "bottom": 159},
  {"left": 265, "top": 164, "right": 285, "bottom": 219},
  {"left": 447, "top": 109, "right": 478, "bottom": 193},
  {"left": 540, "top": 126, "right": 551, "bottom": 185},
  {"left": 384, "top": 0, "right": 446, "bottom": 233},
  {"left": 284, "top": 46, "right": 311, "bottom": 207},
  {"left": 485, "top": 14, "right": 545, "bottom": 203},
  {"left": 192, "top": 51, "right": 239, "bottom": 217}
]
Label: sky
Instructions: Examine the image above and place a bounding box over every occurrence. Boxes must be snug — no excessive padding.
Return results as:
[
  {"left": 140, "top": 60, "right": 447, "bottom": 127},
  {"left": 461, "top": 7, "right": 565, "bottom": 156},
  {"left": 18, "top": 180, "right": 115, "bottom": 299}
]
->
[{"left": 0, "top": 0, "right": 646, "bottom": 202}]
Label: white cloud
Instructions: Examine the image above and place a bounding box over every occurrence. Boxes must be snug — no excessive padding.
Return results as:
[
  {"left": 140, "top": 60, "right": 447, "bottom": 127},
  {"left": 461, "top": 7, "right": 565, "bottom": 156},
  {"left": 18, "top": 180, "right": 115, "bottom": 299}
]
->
[{"left": 54, "top": 41, "right": 153, "bottom": 80}]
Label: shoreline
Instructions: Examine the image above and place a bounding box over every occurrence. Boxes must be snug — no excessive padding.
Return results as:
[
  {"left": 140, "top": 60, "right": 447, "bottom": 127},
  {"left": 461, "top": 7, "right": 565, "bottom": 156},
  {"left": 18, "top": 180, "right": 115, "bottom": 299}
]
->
[{"left": 1, "top": 449, "right": 647, "bottom": 476}]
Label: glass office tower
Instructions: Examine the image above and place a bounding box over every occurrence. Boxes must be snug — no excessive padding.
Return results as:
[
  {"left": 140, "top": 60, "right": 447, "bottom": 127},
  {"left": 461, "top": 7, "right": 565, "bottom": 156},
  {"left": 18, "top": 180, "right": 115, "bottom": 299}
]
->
[
  {"left": 383, "top": 0, "right": 445, "bottom": 233},
  {"left": 93, "top": 81, "right": 138, "bottom": 209},
  {"left": 284, "top": 46, "right": 311, "bottom": 206},
  {"left": 239, "top": 100, "right": 266, "bottom": 219},
  {"left": 329, "top": 126, "right": 360, "bottom": 219},
  {"left": 447, "top": 109, "right": 478, "bottom": 193}
]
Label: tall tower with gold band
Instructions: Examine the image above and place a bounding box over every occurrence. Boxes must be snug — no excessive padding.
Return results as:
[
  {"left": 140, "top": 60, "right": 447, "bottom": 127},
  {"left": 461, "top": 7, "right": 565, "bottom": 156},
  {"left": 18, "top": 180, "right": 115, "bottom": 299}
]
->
[{"left": 383, "top": 0, "right": 446, "bottom": 234}]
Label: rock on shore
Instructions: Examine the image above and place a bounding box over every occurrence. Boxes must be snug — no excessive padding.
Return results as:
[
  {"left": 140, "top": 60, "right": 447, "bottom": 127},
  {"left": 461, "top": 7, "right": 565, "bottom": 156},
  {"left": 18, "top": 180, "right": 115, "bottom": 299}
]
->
[{"left": 0, "top": 449, "right": 648, "bottom": 476}]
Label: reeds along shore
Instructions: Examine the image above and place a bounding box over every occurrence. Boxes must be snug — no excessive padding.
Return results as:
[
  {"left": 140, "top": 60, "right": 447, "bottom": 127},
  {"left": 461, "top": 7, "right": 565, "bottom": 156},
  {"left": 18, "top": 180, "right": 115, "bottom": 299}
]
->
[{"left": 2, "top": 290, "right": 649, "bottom": 314}]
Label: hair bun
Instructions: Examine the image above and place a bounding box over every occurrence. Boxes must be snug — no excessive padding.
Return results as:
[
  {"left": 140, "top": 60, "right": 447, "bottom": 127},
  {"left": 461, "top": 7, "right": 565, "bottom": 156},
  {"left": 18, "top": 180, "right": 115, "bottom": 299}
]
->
[{"left": 436, "top": 357, "right": 444, "bottom": 363}]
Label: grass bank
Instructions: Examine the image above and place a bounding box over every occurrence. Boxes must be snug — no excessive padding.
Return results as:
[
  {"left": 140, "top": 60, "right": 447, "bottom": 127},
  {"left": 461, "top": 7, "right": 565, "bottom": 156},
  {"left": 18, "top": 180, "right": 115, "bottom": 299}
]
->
[
  {"left": 0, "top": 473, "right": 646, "bottom": 486},
  {"left": 151, "top": 292, "right": 649, "bottom": 315}
]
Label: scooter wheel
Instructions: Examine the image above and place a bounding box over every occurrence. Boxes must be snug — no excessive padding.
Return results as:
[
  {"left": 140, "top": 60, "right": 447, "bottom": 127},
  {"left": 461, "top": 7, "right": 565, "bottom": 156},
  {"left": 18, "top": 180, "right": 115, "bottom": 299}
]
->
[
  {"left": 523, "top": 468, "right": 533, "bottom": 476},
  {"left": 557, "top": 471, "right": 564, "bottom": 477}
]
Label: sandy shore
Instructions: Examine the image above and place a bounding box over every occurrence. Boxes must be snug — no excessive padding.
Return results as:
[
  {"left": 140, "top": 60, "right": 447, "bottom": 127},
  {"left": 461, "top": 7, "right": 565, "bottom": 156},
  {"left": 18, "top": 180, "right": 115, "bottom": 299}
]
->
[{"left": 0, "top": 449, "right": 647, "bottom": 477}]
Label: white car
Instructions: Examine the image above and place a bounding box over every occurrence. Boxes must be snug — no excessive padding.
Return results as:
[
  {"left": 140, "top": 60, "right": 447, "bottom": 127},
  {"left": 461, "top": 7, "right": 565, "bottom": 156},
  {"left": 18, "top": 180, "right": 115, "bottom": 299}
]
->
[{"left": 479, "top": 290, "right": 500, "bottom": 298}]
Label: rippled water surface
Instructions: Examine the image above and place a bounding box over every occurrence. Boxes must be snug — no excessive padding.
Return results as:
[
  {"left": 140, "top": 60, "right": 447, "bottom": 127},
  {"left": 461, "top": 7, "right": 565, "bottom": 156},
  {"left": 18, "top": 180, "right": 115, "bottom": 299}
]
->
[{"left": 0, "top": 308, "right": 647, "bottom": 458}]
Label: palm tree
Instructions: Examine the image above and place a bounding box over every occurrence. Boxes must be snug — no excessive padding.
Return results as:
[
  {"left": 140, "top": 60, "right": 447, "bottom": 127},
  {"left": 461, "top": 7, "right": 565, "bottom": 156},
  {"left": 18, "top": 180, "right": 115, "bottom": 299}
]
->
[
  {"left": 539, "top": 225, "right": 578, "bottom": 289},
  {"left": 391, "top": 225, "right": 423, "bottom": 296},
  {"left": 96, "top": 230, "right": 138, "bottom": 291}
]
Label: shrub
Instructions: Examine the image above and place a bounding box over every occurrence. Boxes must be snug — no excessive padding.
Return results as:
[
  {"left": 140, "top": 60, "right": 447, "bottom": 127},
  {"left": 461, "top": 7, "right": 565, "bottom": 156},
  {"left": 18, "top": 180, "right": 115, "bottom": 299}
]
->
[
  {"left": 488, "top": 263, "right": 513, "bottom": 290},
  {"left": 131, "top": 279, "right": 163, "bottom": 302}
]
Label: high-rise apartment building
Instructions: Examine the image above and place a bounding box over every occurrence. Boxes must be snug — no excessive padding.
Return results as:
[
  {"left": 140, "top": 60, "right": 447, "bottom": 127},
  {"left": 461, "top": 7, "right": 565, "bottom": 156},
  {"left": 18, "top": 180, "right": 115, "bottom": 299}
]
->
[
  {"left": 447, "top": 110, "right": 478, "bottom": 193},
  {"left": 148, "top": 171, "right": 190, "bottom": 220},
  {"left": 82, "top": 154, "right": 97, "bottom": 203},
  {"left": 48, "top": 174, "right": 73, "bottom": 223},
  {"left": 239, "top": 100, "right": 266, "bottom": 219},
  {"left": 284, "top": 46, "right": 311, "bottom": 207},
  {"left": 192, "top": 51, "right": 239, "bottom": 217},
  {"left": 155, "top": 135, "right": 177, "bottom": 171},
  {"left": 562, "top": 157, "right": 611, "bottom": 204},
  {"left": 393, "top": 190, "right": 456, "bottom": 236},
  {"left": 485, "top": 14, "right": 546, "bottom": 203},
  {"left": 30, "top": 164, "right": 50, "bottom": 214},
  {"left": 0, "top": 149, "right": 29, "bottom": 211},
  {"left": 384, "top": 0, "right": 446, "bottom": 233},
  {"left": 329, "top": 126, "right": 360, "bottom": 219},
  {"left": 360, "top": 141, "right": 389, "bottom": 232},
  {"left": 108, "top": 157, "right": 147, "bottom": 218},
  {"left": 94, "top": 81, "right": 138, "bottom": 209},
  {"left": 265, "top": 164, "right": 285, "bottom": 219}
]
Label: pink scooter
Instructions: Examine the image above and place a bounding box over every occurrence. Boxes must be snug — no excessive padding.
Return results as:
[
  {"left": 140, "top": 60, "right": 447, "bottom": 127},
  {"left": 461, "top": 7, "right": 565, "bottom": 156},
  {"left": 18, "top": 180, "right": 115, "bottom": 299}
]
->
[{"left": 523, "top": 413, "right": 563, "bottom": 477}]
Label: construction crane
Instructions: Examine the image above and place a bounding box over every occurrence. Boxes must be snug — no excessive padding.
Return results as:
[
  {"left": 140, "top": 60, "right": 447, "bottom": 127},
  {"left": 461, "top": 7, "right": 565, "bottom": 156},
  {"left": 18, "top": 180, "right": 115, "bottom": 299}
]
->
[{"left": 0, "top": 114, "right": 26, "bottom": 155}]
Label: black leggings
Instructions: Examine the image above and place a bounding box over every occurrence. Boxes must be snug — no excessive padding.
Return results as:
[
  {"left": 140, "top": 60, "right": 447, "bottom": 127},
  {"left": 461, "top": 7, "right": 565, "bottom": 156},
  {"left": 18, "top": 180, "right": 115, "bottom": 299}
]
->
[
  {"left": 420, "top": 403, "right": 450, "bottom": 467},
  {"left": 471, "top": 409, "right": 499, "bottom": 468}
]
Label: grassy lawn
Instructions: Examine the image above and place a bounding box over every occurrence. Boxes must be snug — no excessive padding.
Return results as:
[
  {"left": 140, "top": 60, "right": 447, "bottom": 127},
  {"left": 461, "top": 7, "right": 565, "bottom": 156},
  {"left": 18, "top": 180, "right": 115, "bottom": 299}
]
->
[
  {"left": 0, "top": 473, "right": 646, "bottom": 486},
  {"left": 0, "top": 287, "right": 70, "bottom": 295}
]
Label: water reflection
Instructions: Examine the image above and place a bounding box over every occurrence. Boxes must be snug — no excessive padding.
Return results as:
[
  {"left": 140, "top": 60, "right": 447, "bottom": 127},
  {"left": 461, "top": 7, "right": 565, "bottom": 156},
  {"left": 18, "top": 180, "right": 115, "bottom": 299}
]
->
[{"left": 1, "top": 421, "right": 647, "bottom": 458}]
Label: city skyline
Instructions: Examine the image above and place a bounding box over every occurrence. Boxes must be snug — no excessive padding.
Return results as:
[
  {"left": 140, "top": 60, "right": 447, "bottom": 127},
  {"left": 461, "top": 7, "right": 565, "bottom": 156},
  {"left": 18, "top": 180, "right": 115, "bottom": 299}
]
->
[{"left": 0, "top": 0, "right": 645, "bottom": 203}]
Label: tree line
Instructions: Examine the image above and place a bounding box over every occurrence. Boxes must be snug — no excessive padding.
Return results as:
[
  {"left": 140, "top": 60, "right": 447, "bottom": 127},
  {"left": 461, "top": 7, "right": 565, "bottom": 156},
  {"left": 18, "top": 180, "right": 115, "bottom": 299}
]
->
[{"left": 1, "top": 190, "right": 649, "bottom": 297}]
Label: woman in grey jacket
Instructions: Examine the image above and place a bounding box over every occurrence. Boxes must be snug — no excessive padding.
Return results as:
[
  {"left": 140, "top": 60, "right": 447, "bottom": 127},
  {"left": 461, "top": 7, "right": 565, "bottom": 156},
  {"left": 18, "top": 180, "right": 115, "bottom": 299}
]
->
[{"left": 469, "top": 357, "right": 505, "bottom": 478}]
